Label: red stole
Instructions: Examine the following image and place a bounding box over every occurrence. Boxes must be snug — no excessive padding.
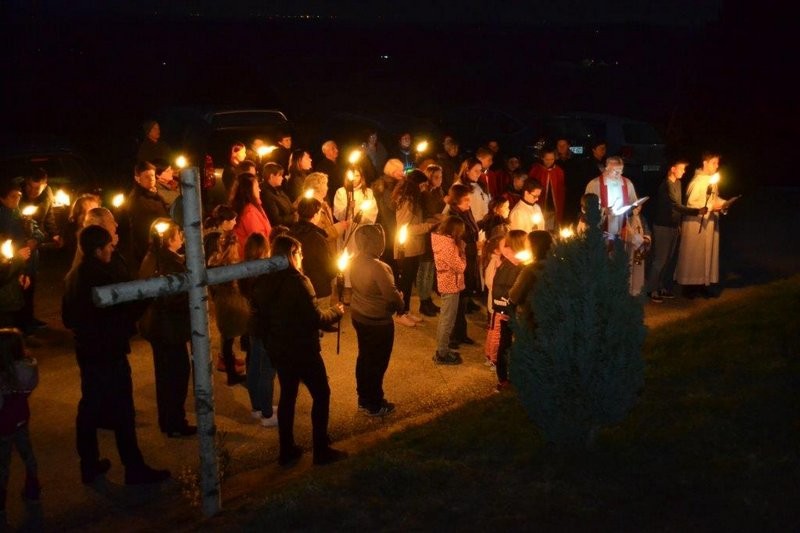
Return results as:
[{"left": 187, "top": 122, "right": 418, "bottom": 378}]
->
[{"left": 598, "top": 174, "right": 630, "bottom": 237}]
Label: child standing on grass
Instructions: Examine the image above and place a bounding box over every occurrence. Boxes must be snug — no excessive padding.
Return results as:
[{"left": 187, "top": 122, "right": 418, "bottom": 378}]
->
[{"left": 0, "top": 328, "right": 40, "bottom": 521}]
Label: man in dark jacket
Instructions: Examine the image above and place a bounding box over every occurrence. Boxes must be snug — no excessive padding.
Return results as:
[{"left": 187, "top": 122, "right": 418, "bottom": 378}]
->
[
  {"left": 288, "top": 197, "right": 336, "bottom": 309},
  {"left": 646, "top": 159, "right": 707, "bottom": 303},
  {"left": 260, "top": 162, "right": 297, "bottom": 227},
  {"left": 128, "top": 161, "right": 169, "bottom": 270},
  {"left": 315, "top": 141, "right": 342, "bottom": 203},
  {"left": 62, "top": 225, "right": 170, "bottom": 485},
  {"left": 251, "top": 235, "right": 346, "bottom": 466}
]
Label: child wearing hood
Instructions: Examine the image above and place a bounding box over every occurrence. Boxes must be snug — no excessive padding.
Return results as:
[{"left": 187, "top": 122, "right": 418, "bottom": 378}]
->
[{"left": 349, "top": 225, "right": 404, "bottom": 417}]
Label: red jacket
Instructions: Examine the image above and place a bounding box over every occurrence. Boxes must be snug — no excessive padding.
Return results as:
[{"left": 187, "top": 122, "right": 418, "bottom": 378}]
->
[
  {"left": 528, "top": 164, "right": 565, "bottom": 226},
  {"left": 485, "top": 169, "right": 510, "bottom": 199},
  {"left": 234, "top": 203, "right": 272, "bottom": 259}
]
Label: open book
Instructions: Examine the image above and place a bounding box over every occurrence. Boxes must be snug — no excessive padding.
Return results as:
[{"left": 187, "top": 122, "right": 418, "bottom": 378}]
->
[
  {"left": 610, "top": 196, "right": 650, "bottom": 216},
  {"left": 719, "top": 195, "right": 742, "bottom": 211}
]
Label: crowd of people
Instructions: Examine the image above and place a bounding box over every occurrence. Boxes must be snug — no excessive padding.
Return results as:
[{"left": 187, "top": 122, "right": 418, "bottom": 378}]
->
[{"left": 0, "top": 119, "right": 732, "bottom": 505}]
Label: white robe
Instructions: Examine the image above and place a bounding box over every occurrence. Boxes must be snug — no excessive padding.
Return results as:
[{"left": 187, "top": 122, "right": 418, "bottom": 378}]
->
[
  {"left": 508, "top": 199, "right": 543, "bottom": 233},
  {"left": 333, "top": 186, "right": 378, "bottom": 287},
  {"left": 584, "top": 176, "right": 637, "bottom": 237},
  {"left": 675, "top": 171, "right": 725, "bottom": 285}
]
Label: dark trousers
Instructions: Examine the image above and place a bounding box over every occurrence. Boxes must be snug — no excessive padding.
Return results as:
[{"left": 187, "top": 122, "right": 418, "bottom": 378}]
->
[
  {"left": 76, "top": 356, "right": 144, "bottom": 469},
  {"left": 646, "top": 225, "right": 680, "bottom": 294},
  {"left": 20, "top": 273, "right": 35, "bottom": 328},
  {"left": 450, "top": 291, "right": 469, "bottom": 342},
  {"left": 494, "top": 313, "right": 512, "bottom": 383},
  {"left": 150, "top": 340, "right": 190, "bottom": 433},
  {"left": 275, "top": 353, "right": 330, "bottom": 453},
  {"left": 396, "top": 256, "right": 421, "bottom": 314},
  {"left": 352, "top": 320, "right": 394, "bottom": 410},
  {"left": 221, "top": 337, "right": 239, "bottom": 375}
]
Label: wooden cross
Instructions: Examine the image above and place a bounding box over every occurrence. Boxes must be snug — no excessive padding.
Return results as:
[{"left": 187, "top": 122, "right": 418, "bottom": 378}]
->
[{"left": 92, "top": 168, "right": 288, "bottom": 517}]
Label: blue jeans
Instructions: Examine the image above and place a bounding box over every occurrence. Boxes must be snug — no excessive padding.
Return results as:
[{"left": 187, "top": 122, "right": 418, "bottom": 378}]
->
[
  {"left": 246, "top": 336, "right": 276, "bottom": 417},
  {"left": 436, "top": 292, "right": 459, "bottom": 356},
  {"left": 416, "top": 259, "right": 435, "bottom": 301}
]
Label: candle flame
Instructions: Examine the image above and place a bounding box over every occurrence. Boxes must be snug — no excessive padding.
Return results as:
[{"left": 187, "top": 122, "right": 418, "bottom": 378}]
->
[
  {"left": 709, "top": 172, "right": 720, "bottom": 185},
  {"left": 559, "top": 227, "right": 575, "bottom": 240},
  {"left": 337, "top": 249, "right": 350, "bottom": 272},
  {"left": 54, "top": 189, "right": 71, "bottom": 207},
  {"left": 531, "top": 212, "right": 542, "bottom": 226},
  {"left": 1, "top": 240, "right": 13, "bottom": 260},
  {"left": 154, "top": 221, "right": 171, "bottom": 235},
  {"left": 515, "top": 250, "right": 532, "bottom": 264},
  {"left": 21, "top": 205, "right": 38, "bottom": 217},
  {"left": 348, "top": 149, "right": 362, "bottom": 165},
  {"left": 358, "top": 199, "right": 373, "bottom": 212},
  {"left": 346, "top": 169, "right": 355, "bottom": 181},
  {"left": 112, "top": 193, "right": 125, "bottom": 208},
  {"left": 303, "top": 189, "right": 314, "bottom": 199},
  {"left": 398, "top": 223, "right": 409, "bottom": 245},
  {"left": 416, "top": 140, "right": 428, "bottom": 153},
  {"left": 175, "top": 155, "right": 188, "bottom": 169}
]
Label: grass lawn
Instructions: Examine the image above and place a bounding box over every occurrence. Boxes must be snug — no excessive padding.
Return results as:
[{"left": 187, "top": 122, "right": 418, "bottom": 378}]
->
[{"left": 237, "top": 278, "right": 800, "bottom": 531}]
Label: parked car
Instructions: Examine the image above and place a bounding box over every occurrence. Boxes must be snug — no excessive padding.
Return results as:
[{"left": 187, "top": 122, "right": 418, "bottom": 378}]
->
[{"left": 562, "top": 112, "right": 667, "bottom": 197}]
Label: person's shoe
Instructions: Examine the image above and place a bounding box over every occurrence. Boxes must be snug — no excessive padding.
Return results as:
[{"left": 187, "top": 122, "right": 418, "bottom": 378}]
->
[
  {"left": 459, "top": 336, "right": 476, "bottom": 346},
  {"left": 448, "top": 340, "right": 460, "bottom": 350},
  {"left": 430, "top": 300, "right": 441, "bottom": 313},
  {"left": 278, "top": 445, "right": 303, "bottom": 467},
  {"left": 313, "top": 447, "right": 348, "bottom": 466},
  {"left": 407, "top": 313, "right": 424, "bottom": 323},
  {"left": 363, "top": 403, "right": 395, "bottom": 417},
  {"left": 260, "top": 412, "right": 278, "bottom": 428},
  {"left": 80, "top": 458, "right": 112, "bottom": 485},
  {"left": 395, "top": 314, "right": 416, "bottom": 327},
  {"left": 227, "top": 373, "right": 246, "bottom": 386},
  {"left": 649, "top": 291, "right": 664, "bottom": 304},
  {"left": 124, "top": 465, "right": 171, "bottom": 485},
  {"left": 433, "top": 352, "right": 462, "bottom": 365},
  {"left": 419, "top": 300, "right": 438, "bottom": 317},
  {"left": 659, "top": 289, "right": 676, "bottom": 299},
  {"left": 166, "top": 425, "right": 197, "bottom": 438}
]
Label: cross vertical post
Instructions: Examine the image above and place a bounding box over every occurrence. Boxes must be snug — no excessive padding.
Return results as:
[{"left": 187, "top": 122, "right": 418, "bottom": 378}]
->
[{"left": 180, "top": 167, "right": 220, "bottom": 516}]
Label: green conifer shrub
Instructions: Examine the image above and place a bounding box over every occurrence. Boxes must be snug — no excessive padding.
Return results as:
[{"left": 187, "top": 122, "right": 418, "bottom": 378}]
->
[{"left": 510, "top": 198, "right": 645, "bottom": 447}]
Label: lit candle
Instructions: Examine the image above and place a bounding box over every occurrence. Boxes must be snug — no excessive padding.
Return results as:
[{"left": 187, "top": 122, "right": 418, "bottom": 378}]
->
[
  {"left": 303, "top": 189, "right": 314, "bottom": 199},
  {"left": 531, "top": 212, "right": 542, "bottom": 230},
  {"left": 348, "top": 149, "right": 362, "bottom": 165},
  {"left": 21, "top": 205, "right": 38, "bottom": 217},
  {"left": 514, "top": 250, "right": 532, "bottom": 264},
  {"left": 112, "top": 193, "right": 125, "bottom": 208},
  {"left": 337, "top": 249, "right": 350, "bottom": 272},
  {"left": 559, "top": 227, "right": 575, "bottom": 240},
  {"left": 415, "top": 140, "right": 428, "bottom": 154},
  {"left": 154, "top": 221, "right": 171, "bottom": 235},
  {"left": 54, "top": 189, "right": 70, "bottom": 207},
  {"left": 1, "top": 240, "right": 14, "bottom": 260},
  {"left": 397, "top": 223, "right": 409, "bottom": 246},
  {"left": 175, "top": 155, "right": 188, "bottom": 169}
]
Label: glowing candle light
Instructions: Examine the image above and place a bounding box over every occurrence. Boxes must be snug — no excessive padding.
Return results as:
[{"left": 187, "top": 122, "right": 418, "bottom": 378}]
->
[
  {"left": 559, "top": 227, "right": 575, "bottom": 240},
  {"left": 398, "top": 223, "right": 409, "bottom": 246},
  {"left": 54, "top": 189, "right": 70, "bottom": 207},
  {"left": 337, "top": 249, "right": 350, "bottom": 272},
  {"left": 348, "top": 149, "right": 362, "bottom": 165},
  {"left": 415, "top": 140, "right": 428, "bottom": 153},
  {"left": 346, "top": 170, "right": 355, "bottom": 181},
  {"left": 175, "top": 155, "right": 188, "bottom": 169},
  {"left": 112, "top": 193, "right": 125, "bottom": 208},
  {"left": 1, "top": 240, "right": 14, "bottom": 260},
  {"left": 531, "top": 212, "right": 542, "bottom": 229},
  {"left": 358, "top": 199, "right": 373, "bottom": 212},
  {"left": 154, "top": 221, "right": 171, "bottom": 235},
  {"left": 303, "top": 189, "right": 314, "bottom": 199},
  {"left": 21, "top": 206, "right": 38, "bottom": 217},
  {"left": 515, "top": 250, "right": 532, "bottom": 264}
]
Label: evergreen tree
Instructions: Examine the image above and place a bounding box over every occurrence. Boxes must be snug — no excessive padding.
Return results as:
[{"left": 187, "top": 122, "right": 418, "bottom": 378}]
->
[{"left": 510, "top": 197, "right": 645, "bottom": 447}]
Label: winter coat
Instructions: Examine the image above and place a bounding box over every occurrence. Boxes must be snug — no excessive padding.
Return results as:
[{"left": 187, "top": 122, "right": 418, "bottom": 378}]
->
[
  {"left": 137, "top": 248, "right": 191, "bottom": 345},
  {"left": 289, "top": 220, "right": 336, "bottom": 298},
  {"left": 431, "top": 233, "right": 466, "bottom": 295},
  {"left": 128, "top": 184, "right": 169, "bottom": 266},
  {"left": 24, "top": 185, "right": 59, "bottom": 239},
  {"left": 233, "top": 203, "right": 272, "bottom": 261},
  {"left": 261, "top": 184, "right": 297, "bottom": 227},
  {"left": 393, "top": 199, "right": 431, "bottom": 259},
  {"left": 251, "top": 264, "right": 342, "bottom": 363},
  {"left": 62, "top": 253, "right": 143, "bottom": 366},
  {"left": 350, "top": 225, "right": 404, "bottom": 325}
]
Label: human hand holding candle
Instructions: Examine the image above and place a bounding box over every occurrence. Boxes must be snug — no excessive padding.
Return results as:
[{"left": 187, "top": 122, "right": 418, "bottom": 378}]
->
[
  {"left": 112, "top": 193, "right": 125, "bottom": 208},
  {"left": 531, "top": 212, "right": 542, "bottom": 231},
  {"left": 397, "top": 223, "right": 409, "bottom": 259},
  {"left": 415, "top": 140, "right": 428, "bottom": 154}
]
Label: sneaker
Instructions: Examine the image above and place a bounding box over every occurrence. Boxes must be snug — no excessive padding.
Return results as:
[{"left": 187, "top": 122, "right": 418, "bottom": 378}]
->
[
  {"left": 251, "top": 410, "right": 263, "bottom": 420},
  {"left": 313, "top": 447, "right": 348, "bottom": 466},
  {"left": 124, "top": 465, "right": 171, "bottom": 485},
  {"left": 278, "top": 444, "right": 303, "bottom": 467},
  {"left": 395, "top": 314, "right": 416, "bottom": 327},
  {"left": 81, "top": 458, "right": 112, "bottom": 485},
  {"left": 483, "top": 358, "right": 494, "bottom": 367},
  {"left": 364, "top": 404, "right": 395, "bottom": 417},
  {"left": 660, "top": 289, "right": 676, "bottom": 299},
  {"left": 649, "top": 291, "right": 664, "bottom": 304},
  {"left": 260, "top": 413, "right": 278, "bottom": 428},
  {"left": 407, "top": 313, "right": 424, "bottom": 323}
]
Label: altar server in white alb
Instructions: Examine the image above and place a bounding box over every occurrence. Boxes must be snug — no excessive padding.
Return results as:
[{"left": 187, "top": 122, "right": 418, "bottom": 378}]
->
[
  {"left": 584, "top": 156, "right": 638, "bottom": 239},
  {"left": 676, "top": 152, "right": 729, "bottom": 289},
  {"left": 508, "top": 177, "right": 544, "bottom": 233}
]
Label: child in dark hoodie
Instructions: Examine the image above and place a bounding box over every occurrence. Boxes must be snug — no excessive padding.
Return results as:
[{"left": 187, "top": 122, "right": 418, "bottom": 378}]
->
[
  {"left": 349, "top": 225, "right": 404, "bottom": 417},
  {"left": 0, "top": 328, "right": 40, "bottom": 520}
]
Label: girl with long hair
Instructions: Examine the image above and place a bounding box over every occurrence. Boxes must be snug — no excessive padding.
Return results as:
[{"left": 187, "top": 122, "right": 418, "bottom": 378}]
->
[
  {"left": 231, "top": 172, "right": 272, "bottom": 261},
  {"left": 430, "top": 216, "right": 466, "bottom": 365}
]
